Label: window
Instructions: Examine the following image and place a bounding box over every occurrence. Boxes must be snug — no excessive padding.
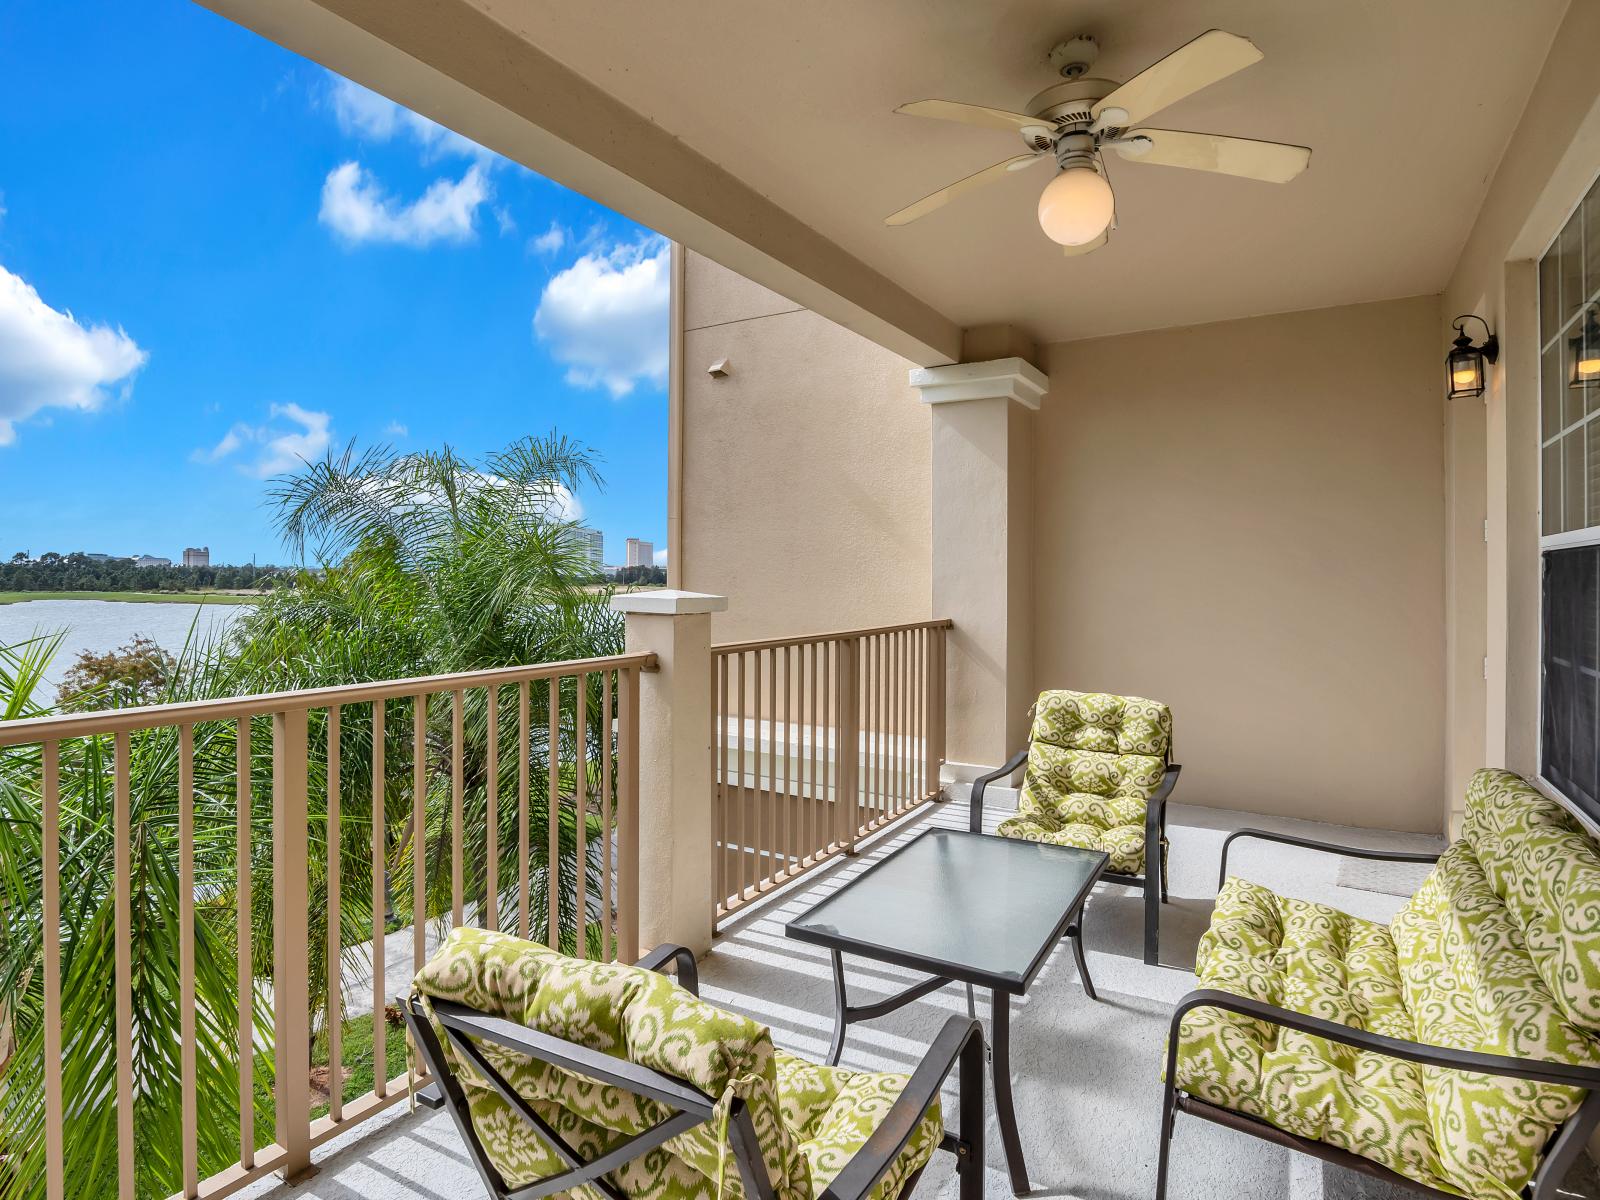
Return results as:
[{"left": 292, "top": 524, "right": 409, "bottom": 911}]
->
[{"left": 1540, "top": 171, "right": 1600, "bottom": 816}]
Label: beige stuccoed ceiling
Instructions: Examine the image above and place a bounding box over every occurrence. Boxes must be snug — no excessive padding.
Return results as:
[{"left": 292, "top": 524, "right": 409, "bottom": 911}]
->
[{"left": 207, "top": 0, "right": 1568, "bottom": 355}]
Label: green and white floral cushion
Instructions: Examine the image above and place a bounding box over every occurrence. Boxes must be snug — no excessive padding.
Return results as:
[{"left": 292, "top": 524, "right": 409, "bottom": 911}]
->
[
  {"left": 996, "top": 690, "right": 1172, "bottom": 874},
  {"left": 1174, "top": 768, "right": 1600, "bottom": 1199},
  {"left": 412, "top": 927, "right": 942, "bottom": 1200}
]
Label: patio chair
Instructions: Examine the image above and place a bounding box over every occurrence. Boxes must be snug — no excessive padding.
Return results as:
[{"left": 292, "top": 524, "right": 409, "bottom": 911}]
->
[
  {"left": 1158, "top": 768, "right": 1600, "bottom": 1200},
  {"left": 969, "top": 689, "right": 1180, "bottom": 965},
  {"left": 404, "top": 927, "right": 986, "bottom": 1200}
]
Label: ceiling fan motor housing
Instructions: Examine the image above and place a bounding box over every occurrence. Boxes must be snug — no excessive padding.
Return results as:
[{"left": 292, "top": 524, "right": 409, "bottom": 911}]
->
[{"left": 1025, "top": 79, "right": 1115, "bottom": 124}]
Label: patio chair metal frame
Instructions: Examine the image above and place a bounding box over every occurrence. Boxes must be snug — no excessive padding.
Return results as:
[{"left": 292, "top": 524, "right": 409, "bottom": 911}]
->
[
  {"left": 970, "top": 750, "right": 1180, "bottom": 966},
  {"left": 1159, "top": 831, "right": 1600, "bottom": 1200},
  {"left": 404, "top": 943, "right": 987, "bottom": 1200}
]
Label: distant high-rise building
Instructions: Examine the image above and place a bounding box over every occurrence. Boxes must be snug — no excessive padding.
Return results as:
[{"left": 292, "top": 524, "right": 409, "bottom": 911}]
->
[
  {"left": 572, "top": 527, "right": 604, "bottom": 571},
  {"left": 133, "top": 555, "right": 172, "bottom": 568},
  {"left": 625, "top": 538, "right": 655, "bottom": 568},
  {"left": 183, "top": 546, "right": 210, "bottom": 568}
]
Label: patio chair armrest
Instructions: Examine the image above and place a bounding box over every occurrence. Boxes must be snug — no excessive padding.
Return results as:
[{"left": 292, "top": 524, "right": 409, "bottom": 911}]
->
[
  {"left": 820, "top": 1015, "right": 985, "bottom": 1200},
  {"left": 1146, "top": 764, "right": 1181, "bottom": 835},
  {"left": 969, "top": 748, "right": 1028, "bottom": 833},
  {"left": 1216, "top": 828, "right": 1442, "bottom": 891},
  {"left": 1165, "top": 989, "right": 1600, "bottom": 1091},
  {"left": 635, "top": 943, "right": 700, "bottom": 995}
]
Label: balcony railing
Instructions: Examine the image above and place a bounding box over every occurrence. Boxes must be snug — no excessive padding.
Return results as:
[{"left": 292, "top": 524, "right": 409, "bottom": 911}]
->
[
  {"left": 0, "top": 653, "right": 652, "bottom": 1200},
  {"left": 711, "top": 620, "right": 950, "bottom": 924}
]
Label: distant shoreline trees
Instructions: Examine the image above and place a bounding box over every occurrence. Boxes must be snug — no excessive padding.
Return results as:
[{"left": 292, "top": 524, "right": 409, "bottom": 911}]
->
[{"left": 0, "top": 553, "right": 287, "bottom": 594}]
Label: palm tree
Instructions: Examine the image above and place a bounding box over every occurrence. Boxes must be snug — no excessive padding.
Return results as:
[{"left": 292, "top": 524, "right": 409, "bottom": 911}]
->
[
  {"left": 0, "top": 632, "right": 273, "bottom": 1199},
  {"left": 0, "top": 434, "right": 626, "bottom": 1199}
]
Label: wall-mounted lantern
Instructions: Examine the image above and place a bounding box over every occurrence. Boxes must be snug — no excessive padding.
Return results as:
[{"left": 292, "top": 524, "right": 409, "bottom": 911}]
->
[
  {"left": 1446, "top": 314, "right": 1499, "bottom": 400},
  {"left": 1569, "top": 307, "right": 1600, "bottom": 391}
]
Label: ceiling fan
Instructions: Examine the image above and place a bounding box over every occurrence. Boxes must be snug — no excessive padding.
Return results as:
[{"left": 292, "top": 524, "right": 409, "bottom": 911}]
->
[{"left": 885, "top": 30, "right": 1311, "bottom": 255}]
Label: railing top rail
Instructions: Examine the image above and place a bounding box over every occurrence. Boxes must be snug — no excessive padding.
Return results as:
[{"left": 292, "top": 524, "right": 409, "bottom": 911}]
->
[
  {"left": 712, "top": 619, "right": 952, "bottom": 656},
  {"left": 0, "top": 652, "right": 658, "bottom": 747}
]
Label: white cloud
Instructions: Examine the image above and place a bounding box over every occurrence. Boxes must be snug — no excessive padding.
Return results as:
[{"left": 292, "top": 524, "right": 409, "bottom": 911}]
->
[
  {"left": 401, "top": 468, "right": 583, "bottom": 522},
  {"left": 257, "top": 403, "right": 332, "bottom": 476},
  {"left": 530, "top": 222, "right": 567, "bottom": 255},
  {"left": 653, "top": 548, "right": 668, "bottom": 567},
  {"left": 319, "top": 161, "right": 489, "bottom": 247},
  {"left": 328, "top": 75, "right": 485, "bottom": 161},
  {"left": 192, "top": 424, "right": 250, "bottom": 464},
  {"left": 383, "top": 420, "right": 409, "bottom": 438},
  {"left": 0, "top": 264, "right": 147, "bottom": 446},
  {"left": 494, "top": 206, "right": 517, "bottom": 237},
  {"left": 533, "top": 238, "right": 669, "bottom": 398},
  {"left": 191, "top": 403, "right": 332, "bottom": 478},
  {"left": 546, "top": 482, "right": 583, "bottom": 523}
]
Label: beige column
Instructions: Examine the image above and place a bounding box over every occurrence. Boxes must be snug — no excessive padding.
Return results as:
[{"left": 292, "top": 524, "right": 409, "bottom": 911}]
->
[
  {"left": 610, "top": 589, "right": 727, "bottom": 956},
  {"left": 910, "top": 357, "right": 1048, "bottom": 778}
]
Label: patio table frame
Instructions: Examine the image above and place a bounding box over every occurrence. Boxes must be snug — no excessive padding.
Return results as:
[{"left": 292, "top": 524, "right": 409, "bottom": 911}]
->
[{"left": 786, "top": 827, "right": 1107, "bottom": 1196}]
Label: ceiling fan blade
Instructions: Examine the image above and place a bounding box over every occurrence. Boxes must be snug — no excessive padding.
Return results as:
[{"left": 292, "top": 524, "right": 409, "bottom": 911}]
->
[
  {"left": 1115, "top": 128, "right": 1310, "bottom": 182},
  {"left": 1062, "top": 229, "right": 1109, "bottom": 256},
  {"left": 895, "top": 100, "right": 1050, "bottom": 134},
  {"left": 884, "top": 153, "right": 1046, "bottom": 226},
  {"left": 1091, "top": 30, "right": 1263, "bottom": 126}
]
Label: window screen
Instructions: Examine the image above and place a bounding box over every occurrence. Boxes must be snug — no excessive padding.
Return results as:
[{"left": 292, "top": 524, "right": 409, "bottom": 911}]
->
[{"left": 1543, "top": 546, "right": 1600, "bottom": 816}]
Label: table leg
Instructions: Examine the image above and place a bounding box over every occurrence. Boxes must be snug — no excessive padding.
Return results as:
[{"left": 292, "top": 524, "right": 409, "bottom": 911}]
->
[
  {"left": 827, "top": 949, "right": 848, "bottom": 1066},
  {"left": 824, "top": 951, "right": 961, "bottom": 1066},
  {"left": 991, "top": 990, "right": 1030, "bottom": 1194},
  {"left": 1067, "top": 922, "right": 1098, "bottom": 1002}
]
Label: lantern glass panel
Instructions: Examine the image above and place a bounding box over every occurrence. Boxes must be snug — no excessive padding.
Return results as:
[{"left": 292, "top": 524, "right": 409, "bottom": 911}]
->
[{"left": 1448, "top": 348, "right": 1483, "bottom": 398}]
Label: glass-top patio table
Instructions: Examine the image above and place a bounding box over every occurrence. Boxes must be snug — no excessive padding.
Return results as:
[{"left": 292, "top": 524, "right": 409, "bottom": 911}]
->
[{"left": 786, "top": 828, "right": 1107, "bottom": 1195}]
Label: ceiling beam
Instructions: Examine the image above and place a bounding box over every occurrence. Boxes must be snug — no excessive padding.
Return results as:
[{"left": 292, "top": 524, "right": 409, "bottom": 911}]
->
[{"left": 199, "top": 0, "right": 962, "bottom": 366}]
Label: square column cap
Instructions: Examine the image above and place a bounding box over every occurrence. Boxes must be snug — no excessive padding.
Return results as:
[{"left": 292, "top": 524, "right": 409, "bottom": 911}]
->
[
  {"left": 908, "top": 356, "right": 1048, "bottom": 410},
  {"left": 610, "top": 589, "right": 729, "bottom": 615}
]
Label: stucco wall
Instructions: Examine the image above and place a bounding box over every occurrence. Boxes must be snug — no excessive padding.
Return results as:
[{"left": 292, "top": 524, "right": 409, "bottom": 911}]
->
[
  {"left": 1035, "top": 296, "right": 1446, "bottom": 832},
  {"left": 678, "top": 250, "right": 932, "bottom": 642},
  {"left": 1441, "top": 0, "right": 1600, "bottom": 835}
]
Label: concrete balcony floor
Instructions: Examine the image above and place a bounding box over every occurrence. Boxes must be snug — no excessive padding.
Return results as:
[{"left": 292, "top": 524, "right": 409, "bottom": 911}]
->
[{"left": 244, "top": 798, "right": 1599, "bottom": 1200}]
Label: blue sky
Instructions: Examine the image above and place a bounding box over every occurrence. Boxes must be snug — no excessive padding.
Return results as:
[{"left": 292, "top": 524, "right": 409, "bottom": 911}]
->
[{"left": 0, "top": 0, "right": 668, "bottom": 567}]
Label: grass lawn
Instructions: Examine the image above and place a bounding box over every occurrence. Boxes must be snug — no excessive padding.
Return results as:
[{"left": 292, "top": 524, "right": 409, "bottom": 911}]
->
[
  {"left": 0, "top": 590, "right": 259, "bottom": 605},
  {"left": 238, "top": 1009, "right": 411, "bottom": 1164},
  {"left": 310, "top": 1008, "right": 414, "bottom": 1119}
]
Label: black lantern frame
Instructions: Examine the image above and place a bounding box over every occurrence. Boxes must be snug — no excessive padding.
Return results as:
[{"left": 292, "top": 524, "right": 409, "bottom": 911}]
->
[
  {"left": 1570, "top": 306, "right": 1600, "bottom": 391},
  {"left": 1446, "top": 314, "right": 1499, "bottom": 400}
]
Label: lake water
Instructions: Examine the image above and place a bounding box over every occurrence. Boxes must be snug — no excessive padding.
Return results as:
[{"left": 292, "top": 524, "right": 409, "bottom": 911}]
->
[{"left": 0, "top": 599, "right": 246, "bottom": 704}]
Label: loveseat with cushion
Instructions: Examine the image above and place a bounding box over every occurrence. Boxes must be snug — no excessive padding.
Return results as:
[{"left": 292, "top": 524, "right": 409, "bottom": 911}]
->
[
  {"left": 1159, "top": 768, "right": 1600, "bottom": 1200},
  {"left": 970, "top": 689, "right": 1180, "bottom": 965},
  {"left": 405, "top": 927, "right": 985, "bottom": 1200}
]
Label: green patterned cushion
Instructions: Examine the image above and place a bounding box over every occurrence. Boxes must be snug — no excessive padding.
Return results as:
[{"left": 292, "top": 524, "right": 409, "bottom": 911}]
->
[
  {"left": 1175, "top": 769, "right": 1600, "bottom": 1199},
  {"left": 996, "top": 690, "right": 1171, "bottom": 873},
  {"left": 1176, "top": 879, "right": 1438, "bottom": 1183},
  {"left": 775, "top": 1052, "right": 943, "bottom": 1200},
  {"left": 1459, "top": 769, "right": 1600, "bottom": 1034},
  {"left": 412, "top": 928, "right": 940, "bottom": 1200}
]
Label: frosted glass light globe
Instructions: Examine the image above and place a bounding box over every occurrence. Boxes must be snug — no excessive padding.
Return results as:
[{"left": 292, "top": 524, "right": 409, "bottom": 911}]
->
[{"left": 1037, "top": 166, "right": 1115, "bottom": 246}]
